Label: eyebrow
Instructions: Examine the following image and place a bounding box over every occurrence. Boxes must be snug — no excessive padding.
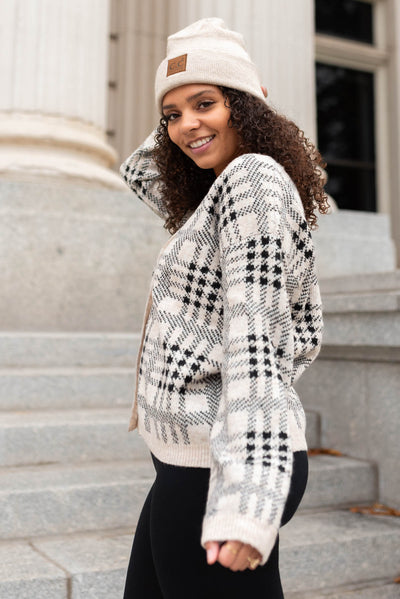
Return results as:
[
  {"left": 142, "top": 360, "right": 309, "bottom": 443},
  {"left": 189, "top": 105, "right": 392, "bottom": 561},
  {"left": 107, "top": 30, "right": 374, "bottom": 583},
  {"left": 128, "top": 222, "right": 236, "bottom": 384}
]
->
[{"left": 162, "top": 89, "right": 217, "bottom": 111}]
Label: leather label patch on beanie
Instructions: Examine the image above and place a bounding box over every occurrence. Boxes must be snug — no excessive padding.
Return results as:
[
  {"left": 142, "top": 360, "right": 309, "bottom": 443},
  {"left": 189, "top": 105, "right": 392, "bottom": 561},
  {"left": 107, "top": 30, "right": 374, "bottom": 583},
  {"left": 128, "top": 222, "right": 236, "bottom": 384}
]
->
[{"left": 167, "top": 54, "right": 187, "bottom": 76}]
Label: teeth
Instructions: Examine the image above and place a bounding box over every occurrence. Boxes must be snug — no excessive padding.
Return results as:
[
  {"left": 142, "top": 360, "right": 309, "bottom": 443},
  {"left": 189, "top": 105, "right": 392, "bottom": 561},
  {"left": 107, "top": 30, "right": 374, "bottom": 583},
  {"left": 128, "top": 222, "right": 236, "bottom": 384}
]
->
[{"left": 189, "top": 136, "right": 213, "bottom": 149}]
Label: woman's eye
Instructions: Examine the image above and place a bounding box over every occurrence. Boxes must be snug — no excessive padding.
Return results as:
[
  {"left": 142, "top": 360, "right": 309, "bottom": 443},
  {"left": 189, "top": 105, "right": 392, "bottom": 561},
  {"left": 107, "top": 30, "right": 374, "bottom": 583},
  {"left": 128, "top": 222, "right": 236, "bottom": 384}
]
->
[
  {"left": 198, "top": 101, "right": 214, "bottom": 109},
  {"left": 165, "top": 113, "right": 179, "bottom": 122}
]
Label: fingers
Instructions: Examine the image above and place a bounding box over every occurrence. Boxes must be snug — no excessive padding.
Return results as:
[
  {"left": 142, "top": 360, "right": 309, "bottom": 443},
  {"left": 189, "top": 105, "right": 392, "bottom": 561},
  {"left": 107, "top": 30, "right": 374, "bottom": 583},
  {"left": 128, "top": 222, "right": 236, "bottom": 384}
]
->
[
  {"left": 231, "top": 544, "right": 262, "bottom": 571},
  {"left": 204, "top": 541, "right": 220, "bottom": 564},
  {"left": 218, "top": 541, "right": 242, "bottom": 569},
  {"left": 246, "top": 552, "right": 262, "bottom": 570},
  {"left": 206, "top": 540, "right": 262, "bottom": 571},
  {"left": 217, "top": 541, "right": 262, "bottom": 571}
]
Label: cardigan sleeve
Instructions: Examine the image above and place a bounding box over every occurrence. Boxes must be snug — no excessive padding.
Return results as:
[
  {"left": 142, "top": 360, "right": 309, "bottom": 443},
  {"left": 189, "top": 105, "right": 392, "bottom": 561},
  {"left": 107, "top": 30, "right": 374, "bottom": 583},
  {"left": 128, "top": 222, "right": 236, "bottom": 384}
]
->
[
  {"left": 201, "top": 153, "right": 321, "bottom": 565},
  {"left": 119, "top": 130, "right": 168, "bottom": 220}
]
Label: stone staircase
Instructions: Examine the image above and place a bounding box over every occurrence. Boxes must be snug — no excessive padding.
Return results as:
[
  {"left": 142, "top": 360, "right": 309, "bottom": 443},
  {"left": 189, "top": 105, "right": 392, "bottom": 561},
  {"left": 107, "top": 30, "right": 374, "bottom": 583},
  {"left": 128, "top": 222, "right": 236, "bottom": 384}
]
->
[{"left": 1, "top": 333, "right": 399, "bottom": 598}]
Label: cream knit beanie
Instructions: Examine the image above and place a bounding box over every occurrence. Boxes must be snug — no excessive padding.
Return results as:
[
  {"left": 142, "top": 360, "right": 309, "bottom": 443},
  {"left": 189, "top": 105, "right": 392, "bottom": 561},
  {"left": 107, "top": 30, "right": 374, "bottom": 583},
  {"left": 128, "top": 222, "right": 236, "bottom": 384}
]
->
[{"left": 155, "top": 18, "right": 265, "bottom": 112}]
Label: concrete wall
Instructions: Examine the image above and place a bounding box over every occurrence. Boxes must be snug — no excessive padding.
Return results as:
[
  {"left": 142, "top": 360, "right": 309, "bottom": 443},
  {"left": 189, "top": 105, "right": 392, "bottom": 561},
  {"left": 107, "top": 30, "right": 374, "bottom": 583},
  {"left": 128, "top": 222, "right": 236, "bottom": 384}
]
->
[{"left": 296, "top": 285, "right": 400, "bottom": 509}]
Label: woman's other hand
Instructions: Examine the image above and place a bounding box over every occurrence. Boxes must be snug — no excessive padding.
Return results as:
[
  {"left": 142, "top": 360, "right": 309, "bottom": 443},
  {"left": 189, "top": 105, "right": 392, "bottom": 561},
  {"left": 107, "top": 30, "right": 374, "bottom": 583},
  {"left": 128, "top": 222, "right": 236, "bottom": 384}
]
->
[{"left": 204, "top": 540, "right": 262, "bottom": 571}]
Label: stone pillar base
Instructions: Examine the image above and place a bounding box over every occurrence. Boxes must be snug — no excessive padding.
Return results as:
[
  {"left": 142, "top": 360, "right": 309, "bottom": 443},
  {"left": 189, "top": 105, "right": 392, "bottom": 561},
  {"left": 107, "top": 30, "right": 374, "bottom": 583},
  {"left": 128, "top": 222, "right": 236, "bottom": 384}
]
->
[
  {"left": 0, "top": 113, "right": 124, "bottom": 190},
  {"left": 0, "top": 180, "right": 168, "bottom": 332}
]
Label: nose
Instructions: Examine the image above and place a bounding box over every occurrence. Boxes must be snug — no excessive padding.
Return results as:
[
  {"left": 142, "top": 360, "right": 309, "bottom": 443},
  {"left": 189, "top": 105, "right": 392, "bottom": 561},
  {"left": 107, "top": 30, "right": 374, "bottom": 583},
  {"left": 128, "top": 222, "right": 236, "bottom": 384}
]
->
[{"left": 180, "top": 110, "right": 200, "bottom": 134}]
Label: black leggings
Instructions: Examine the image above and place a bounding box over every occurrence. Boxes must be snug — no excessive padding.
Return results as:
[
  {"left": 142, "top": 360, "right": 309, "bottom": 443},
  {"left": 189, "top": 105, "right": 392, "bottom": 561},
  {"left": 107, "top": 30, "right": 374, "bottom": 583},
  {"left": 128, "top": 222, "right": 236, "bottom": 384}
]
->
[{"left": 124, "top": 451, "right": 308, "bottom": 599}]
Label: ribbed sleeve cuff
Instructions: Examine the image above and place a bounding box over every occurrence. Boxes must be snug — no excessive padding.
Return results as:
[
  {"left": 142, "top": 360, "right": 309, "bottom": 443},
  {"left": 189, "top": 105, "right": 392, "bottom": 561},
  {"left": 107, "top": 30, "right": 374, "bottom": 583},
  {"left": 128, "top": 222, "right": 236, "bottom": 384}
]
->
[{"left": 201, "top": 515, "right": 279, "bottom": 566}]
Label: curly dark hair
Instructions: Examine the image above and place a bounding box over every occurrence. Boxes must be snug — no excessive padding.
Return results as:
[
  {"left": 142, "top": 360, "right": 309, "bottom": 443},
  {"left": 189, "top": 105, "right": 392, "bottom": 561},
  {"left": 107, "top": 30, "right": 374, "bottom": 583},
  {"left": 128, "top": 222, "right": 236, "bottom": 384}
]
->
[{"left": 153, "top": 86, "right": 329, "bottom": 234}]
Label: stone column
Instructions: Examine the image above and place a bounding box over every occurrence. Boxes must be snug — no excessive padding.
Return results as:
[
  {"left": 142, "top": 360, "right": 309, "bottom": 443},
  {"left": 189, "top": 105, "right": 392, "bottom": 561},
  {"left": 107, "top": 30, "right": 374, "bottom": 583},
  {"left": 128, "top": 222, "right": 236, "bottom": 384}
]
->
[
  {"left": 0, "top": 0, "right": 122, "bottom": 189},
  {"left": 0, "top": 0, "right": 172, "bottom": 332},
  {"left": 110, "top": 0, "right": 174, "bottom": 159}
]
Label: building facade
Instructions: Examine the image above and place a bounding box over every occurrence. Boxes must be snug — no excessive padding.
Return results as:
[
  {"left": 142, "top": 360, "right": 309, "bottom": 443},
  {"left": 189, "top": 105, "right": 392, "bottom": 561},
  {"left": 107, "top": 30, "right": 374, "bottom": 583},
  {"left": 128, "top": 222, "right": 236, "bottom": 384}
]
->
[{"left": 0, "top": 3, "right": 399, "bottom": 595}]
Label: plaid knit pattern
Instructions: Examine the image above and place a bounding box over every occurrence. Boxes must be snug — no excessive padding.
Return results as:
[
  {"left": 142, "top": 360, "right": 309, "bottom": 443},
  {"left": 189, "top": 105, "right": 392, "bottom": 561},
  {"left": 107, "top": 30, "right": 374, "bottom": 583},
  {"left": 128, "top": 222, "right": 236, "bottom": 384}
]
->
[{"left": 120, "top": 133, "right": 323, "bottom": 564}]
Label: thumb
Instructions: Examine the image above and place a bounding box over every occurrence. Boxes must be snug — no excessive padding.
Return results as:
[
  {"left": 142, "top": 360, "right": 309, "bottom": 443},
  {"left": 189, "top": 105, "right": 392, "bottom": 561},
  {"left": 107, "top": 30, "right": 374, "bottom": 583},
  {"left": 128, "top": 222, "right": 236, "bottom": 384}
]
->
[{"left": 204, "top": 541, "right": 220, "bottom": 565}]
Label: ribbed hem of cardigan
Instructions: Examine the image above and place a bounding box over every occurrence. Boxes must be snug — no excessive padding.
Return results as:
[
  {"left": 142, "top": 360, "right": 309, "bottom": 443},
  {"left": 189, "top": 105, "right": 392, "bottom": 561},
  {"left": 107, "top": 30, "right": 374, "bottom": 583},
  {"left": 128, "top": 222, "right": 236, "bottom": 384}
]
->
[
  {"left": 201, "top": 516, "right": 278, "bottom": 566},
  {"left": 139, "top": 431, "right": 212, "bottom": 468},
  {"left": 135, "top": 417, "right": 307, "bottom": 466}
]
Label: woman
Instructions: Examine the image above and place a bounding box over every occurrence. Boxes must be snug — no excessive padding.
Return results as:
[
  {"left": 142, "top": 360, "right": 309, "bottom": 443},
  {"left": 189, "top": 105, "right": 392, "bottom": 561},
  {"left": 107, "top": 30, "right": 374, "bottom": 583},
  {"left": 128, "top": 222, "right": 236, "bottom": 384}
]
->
[{"left": 121, "top": 17, "right": 328, "bottom": 599}]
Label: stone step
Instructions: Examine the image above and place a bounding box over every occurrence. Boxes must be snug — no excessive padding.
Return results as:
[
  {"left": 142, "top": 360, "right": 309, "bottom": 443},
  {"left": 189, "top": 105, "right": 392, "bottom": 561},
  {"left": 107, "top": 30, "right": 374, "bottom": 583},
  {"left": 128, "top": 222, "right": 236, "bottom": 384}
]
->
[
  {"left": 1, "top": 509, "right": 399, "bottom": 598},
  {"left": 0, "top": 460, "right": 153, "bottom": 540},
  {"left": 301, "top": 454, "right": 376, "bottom": 510},
  {"left": 0, "top": 541, "right": 67, "bottom": 599},
  {"left": 0, "top": 407, "right": 320, "bottom": 467},
  {"left": 0, "top": 371, "right": 325, "bottom": 432},
  {"left": 320, "top": 270, "right": 400, "bottom": 295},
  {"left": 0, "top": 332, "right": 140, "bottom": 368},
  {"left": 286, "top": 582, "right": 400, "bottom": 598},
  {"left": 320, "top": 302, "right": 400, "bottom": 348},
  {"left": 0, "top": 368, "right": 135, "bottom": 410},
  {"left": 0, "top": 408, "right": 150, "bottom": 466},
  {"left": 280, "top": 510, "right": 400, "bottom": 595},
  {"left": 322, "top": 291, "right": 400, "bottom": 314},
  {"left": 0, "top": 455, "right": 376, "bottom": 540}
]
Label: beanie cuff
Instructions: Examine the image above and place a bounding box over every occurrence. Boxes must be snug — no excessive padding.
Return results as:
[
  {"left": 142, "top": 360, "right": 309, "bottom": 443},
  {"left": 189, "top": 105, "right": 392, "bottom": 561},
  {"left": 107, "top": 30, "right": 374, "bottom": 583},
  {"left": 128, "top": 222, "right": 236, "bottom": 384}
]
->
[{"left": 155, "top": 48, "right": 265, "bottom": 112}]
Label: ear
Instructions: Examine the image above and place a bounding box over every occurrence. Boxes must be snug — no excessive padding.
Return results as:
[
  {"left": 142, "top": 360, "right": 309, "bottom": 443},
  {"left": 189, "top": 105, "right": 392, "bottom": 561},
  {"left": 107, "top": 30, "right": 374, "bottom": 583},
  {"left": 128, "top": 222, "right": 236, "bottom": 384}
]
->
[{"left": 261, "top": 85, "right": 268, "bottom": 98}]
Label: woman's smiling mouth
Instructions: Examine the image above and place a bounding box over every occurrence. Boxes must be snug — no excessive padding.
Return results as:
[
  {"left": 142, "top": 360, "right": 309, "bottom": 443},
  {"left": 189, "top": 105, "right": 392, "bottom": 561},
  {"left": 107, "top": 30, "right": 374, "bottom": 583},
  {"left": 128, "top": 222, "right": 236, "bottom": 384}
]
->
[{"left": 188, "top": 135, "right": 215, "bottom": 150}]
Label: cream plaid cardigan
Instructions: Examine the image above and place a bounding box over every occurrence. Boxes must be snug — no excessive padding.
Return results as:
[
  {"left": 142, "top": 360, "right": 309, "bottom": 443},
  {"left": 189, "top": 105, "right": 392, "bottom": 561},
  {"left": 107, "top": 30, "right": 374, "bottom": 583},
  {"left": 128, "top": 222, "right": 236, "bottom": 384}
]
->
[{"left": 120, "top": 133, "right": 323, "bottom": 565}]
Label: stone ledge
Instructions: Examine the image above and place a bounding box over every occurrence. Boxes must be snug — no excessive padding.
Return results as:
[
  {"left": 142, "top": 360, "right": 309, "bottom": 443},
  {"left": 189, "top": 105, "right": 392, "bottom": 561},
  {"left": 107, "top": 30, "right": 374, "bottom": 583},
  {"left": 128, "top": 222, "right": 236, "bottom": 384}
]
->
[
  {"left": 322, "top": 311, "right": 400, "bottom": 347},
  {"left": 321, "top": 270, "right": 400, "bottom": 295},
  {"left": 0, "top": 369, "right": 135, "bottom": 410},
  {"left": 320, "top": 345, "right": 400, "bottom": 362},
  {"left": 0, "top": 408, "right": 148, "bottom": 466},
  {"left": 0, "top": 459, "right": 154, "bottom": 539},
  {"left": 0, "top": 452, "right": 377, "bottom": 540},
  {"left": 0, "top": 332, "right": 140, "bottom": 368},
  {"left": 323, "top": 292, "right": 400, "bottom": 313},
  {"left": 301, "top": 455, "right": 376, "bottom": 510}
]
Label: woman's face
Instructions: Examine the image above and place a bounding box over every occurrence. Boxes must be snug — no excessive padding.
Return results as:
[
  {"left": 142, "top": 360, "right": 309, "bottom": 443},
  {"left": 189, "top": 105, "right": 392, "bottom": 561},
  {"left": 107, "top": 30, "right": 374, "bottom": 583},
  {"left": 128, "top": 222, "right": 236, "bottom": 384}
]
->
[{"left": 162, "top": 84, "right": 240, "bottom": 177}]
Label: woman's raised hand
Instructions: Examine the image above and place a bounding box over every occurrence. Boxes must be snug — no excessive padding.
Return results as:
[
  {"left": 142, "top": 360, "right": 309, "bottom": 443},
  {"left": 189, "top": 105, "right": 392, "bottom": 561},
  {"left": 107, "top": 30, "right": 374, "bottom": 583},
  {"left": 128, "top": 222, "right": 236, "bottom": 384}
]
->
[{"left": 204, "top": 540, "right": 262, "bottom": 571}]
